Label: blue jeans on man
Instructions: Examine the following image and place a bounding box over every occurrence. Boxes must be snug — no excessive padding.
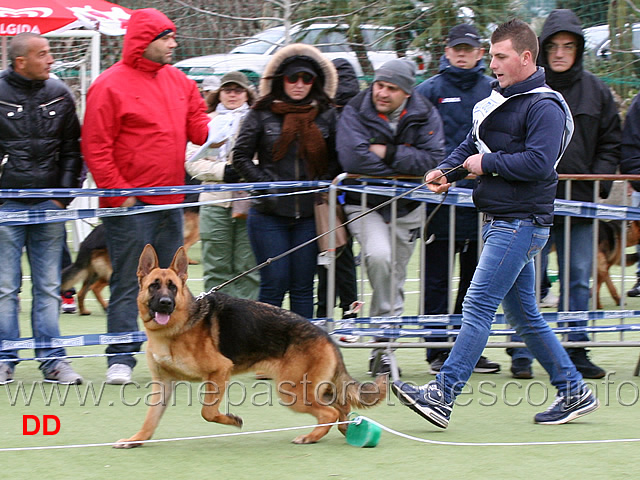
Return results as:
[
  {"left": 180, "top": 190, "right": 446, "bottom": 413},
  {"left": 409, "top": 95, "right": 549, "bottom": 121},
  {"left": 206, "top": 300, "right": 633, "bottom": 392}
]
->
[
  {"left": 437, "top": 218, "right": 583, "bottom": 403},
  {"left": 0, "top": 200, "right": 67, "bottom": 374},
  {"left": 102, "top": 202, "right": 184, "bottom": 368},
  {"left": 511, "top": 220, "right": 594, "bottom": 364}
]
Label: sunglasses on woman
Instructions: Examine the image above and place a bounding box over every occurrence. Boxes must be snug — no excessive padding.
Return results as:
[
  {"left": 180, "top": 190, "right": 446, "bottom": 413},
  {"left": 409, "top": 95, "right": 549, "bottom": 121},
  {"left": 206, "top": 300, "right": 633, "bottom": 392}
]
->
[{"left": 283, "top": 72, "right": 316, "bottom": 85}]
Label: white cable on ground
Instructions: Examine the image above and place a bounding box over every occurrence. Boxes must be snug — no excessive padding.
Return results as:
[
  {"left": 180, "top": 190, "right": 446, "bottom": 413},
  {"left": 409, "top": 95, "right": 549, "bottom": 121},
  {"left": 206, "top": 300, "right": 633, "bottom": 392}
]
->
[{"left": 1, "top": 416, "right": 639, "bottom": 452}]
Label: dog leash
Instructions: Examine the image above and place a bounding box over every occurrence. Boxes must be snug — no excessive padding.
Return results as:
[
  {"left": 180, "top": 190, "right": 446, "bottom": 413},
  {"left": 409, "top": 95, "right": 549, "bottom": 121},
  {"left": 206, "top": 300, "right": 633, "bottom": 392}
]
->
[{"left": 197, "top": 165, "right": 467, "bottom": 299}]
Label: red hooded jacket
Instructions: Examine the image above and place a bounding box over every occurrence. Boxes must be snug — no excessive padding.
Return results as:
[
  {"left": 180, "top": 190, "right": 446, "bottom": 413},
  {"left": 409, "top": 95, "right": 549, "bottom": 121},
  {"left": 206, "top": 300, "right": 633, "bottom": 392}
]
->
[{"left": 82, "top": 8, "right": 209, "bottom": 207}]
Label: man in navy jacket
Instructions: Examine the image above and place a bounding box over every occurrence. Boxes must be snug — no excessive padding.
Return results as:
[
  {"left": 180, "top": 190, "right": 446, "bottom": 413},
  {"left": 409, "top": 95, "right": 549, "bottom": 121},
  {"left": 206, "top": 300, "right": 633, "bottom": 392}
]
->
[
  {"left": 415, "top": 24, "right": 498, "bottom": 375},
  {"left": 514, "top": 9, "right": 621, "bottom": 380},
  {"left": 392, "top": 19, "right": 598, "bottom": 429}
]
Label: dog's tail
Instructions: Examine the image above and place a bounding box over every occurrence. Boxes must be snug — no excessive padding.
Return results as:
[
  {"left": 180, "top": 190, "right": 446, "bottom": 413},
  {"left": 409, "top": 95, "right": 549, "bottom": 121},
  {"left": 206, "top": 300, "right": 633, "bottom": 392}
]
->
[
  {"left": 333, "top": 359, "right": 387, "bottom": 409},
  {"left": 60, "top": 225, "right": 107, "bottom": 292},
  {"left": 61, "top": 262, "right": 92, "bottom": 292}
]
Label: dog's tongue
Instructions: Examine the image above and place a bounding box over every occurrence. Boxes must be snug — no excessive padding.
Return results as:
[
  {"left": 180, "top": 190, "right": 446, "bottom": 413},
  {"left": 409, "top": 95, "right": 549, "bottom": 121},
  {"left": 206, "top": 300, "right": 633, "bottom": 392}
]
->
[{"left": 155, "top": 312, "right": 170, "bottom": 325}]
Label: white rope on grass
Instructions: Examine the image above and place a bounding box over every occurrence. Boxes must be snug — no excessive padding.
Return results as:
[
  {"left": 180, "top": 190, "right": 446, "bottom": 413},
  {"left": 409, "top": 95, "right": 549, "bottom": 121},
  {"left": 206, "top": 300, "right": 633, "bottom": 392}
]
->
[
  {"left": 0, "top": 421, "right": 352, "bottom": 452},
  {"left": 2, "top": 416, "right": 640, "bottom": 452},
  {"left": 360, "top": 416, "right": 640, "bottom": 447}
]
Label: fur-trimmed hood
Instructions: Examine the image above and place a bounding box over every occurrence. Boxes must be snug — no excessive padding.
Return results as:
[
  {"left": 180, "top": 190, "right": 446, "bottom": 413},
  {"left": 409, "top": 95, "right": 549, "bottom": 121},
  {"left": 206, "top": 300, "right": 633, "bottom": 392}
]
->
[{"left": 259, "top": 43, "right": 338, "bottom": 99}]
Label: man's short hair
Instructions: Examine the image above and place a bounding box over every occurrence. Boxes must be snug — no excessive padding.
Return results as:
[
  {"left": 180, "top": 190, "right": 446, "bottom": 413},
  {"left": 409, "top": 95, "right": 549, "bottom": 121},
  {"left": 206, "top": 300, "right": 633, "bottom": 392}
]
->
[
  {"left": 491, "top": 19, "right": 538, "bottom": 62},
  {"left": 8, "top": 32, "right": 41, "bottom": 65}
]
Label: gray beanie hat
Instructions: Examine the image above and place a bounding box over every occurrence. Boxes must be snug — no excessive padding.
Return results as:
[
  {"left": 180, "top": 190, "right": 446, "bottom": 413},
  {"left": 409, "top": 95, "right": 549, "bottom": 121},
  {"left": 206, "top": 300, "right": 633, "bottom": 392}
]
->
[{"left": 373, "top": 59, "right": 417, "bottom": 94}]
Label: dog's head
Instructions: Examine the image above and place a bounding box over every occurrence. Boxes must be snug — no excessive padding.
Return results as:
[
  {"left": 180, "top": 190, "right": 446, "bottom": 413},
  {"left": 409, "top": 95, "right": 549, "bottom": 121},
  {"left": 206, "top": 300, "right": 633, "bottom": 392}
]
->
[{"left": 137, "top": 245, "right": 189, "bottom": 329}]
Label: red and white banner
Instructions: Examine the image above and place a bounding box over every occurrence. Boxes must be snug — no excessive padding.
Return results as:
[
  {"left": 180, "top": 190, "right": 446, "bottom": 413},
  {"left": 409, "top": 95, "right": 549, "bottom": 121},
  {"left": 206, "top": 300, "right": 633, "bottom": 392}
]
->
[{"left": 0, "top": 1, "right": 131, "bottom": 36}]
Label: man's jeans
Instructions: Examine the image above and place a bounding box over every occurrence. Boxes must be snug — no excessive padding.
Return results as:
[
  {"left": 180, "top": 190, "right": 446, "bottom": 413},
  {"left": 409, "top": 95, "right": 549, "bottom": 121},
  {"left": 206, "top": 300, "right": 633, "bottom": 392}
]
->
[
  {"left": 437, "top": 218, "right": 583, "bottom": 403},
  {"left": 247, "top": 209, "right": 317, "bottom": 318},
  {"left": 513, "top": 220, "right": 594, "bottom": 361},
  {"left": 103, "top": 204, "right": 184, "bottom": 368},
  {"left": 0, "top": 200, "right": 66, "bottom": 374}
]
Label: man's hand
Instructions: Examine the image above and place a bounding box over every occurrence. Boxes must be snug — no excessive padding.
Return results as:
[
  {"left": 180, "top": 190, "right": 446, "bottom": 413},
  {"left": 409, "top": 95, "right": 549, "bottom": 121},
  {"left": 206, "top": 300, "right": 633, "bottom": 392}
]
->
[
  {"left": 463, "top": 154, "right": 484, "bottom": 176},
  {"left": 120, "top": 197, "right": 136, "bottom": 208},
  {"left": 424, "top": 169, "right": 451, "bottom": 193},
  {"left": 369, "top": 144, "right": 387, "bottom": 158}
]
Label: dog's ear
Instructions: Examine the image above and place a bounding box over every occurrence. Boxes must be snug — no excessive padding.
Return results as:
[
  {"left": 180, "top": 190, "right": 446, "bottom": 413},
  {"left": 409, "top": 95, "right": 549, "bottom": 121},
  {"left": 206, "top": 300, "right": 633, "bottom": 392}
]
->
[
  {"left": 170, "top": 246, "right": 189, "bottom": 283},
  {"left": 138, "top": 244, "right": 159, "bottom": 279}
]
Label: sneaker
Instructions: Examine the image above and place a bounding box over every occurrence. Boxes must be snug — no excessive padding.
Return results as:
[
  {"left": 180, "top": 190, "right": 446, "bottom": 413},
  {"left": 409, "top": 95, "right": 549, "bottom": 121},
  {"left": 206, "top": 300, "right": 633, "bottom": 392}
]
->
[
  {"left": 568, "top": 348, "right": 606, "bottom": 379},
  {"left": 474, "top": 356, "right": 501, "bottom": 374},
  {"left": 106, "top": 364, "right": 133, "bottom": 385},
  {"left": 539, "top": 291, "right": 559, "bottom": 308},
  {"left": 534, "top": 387, "right": 599, "bottom": 425},
  {"left": 335, "top": 321, "right": 359, "bottom": 343},
  {"left": 628, "top": 278, "right": 640, "bottom": 297},
  {"left": 511, "top": 358, "right": 533, "bottom": 379},
  {"left": 428, "top": 351, "right": 448, "bottom": 374},
  {"left": 0, "top": 362, "right": 14, "bottom": 385},
  {"left": 44, "top": 361, "right": 83, "bottom": 384},
  {"left": 391, "top": 380, "right": 452, "bottom": 429},
  {"left": 61, "top": 293, "right": 77, "bottom": 314}
]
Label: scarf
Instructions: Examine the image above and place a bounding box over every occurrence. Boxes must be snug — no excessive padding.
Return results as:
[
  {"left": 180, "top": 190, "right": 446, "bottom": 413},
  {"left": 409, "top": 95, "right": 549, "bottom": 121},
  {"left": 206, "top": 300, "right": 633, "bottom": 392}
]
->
[
  {"left": 214, "top": 102, "right": 250, "bottom": 159},
  {"left": 270, "top": 102, "right": 328, "bottom": 179}
]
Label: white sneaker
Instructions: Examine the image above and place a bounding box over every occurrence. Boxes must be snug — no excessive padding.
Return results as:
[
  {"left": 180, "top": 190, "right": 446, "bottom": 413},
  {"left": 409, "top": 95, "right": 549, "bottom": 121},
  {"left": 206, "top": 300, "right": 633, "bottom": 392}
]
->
[
  {"left": 335, "top": 321, "right": 359, "bottom": 343},
  {"left": 539, "top": 292, "right": 559, "bottom": 308},
  {"left": 106, "top": 364, "right": 132, "bottom": 385}
]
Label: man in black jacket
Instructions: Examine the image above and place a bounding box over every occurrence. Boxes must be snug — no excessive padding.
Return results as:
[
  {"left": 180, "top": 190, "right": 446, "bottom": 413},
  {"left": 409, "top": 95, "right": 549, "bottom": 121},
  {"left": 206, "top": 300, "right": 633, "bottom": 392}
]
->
[
  {"left": 0, "top": 33, "right": 83, "bottom": 385},
  {"left": 509, "top": 9, "right": 621, "bottom": 380}
]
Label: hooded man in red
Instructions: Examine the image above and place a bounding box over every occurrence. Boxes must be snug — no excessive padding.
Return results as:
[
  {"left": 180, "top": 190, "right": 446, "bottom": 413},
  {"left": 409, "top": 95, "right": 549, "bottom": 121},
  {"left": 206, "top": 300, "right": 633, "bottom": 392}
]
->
[{"left": 82, "top": 8, "right": 210, "bottom": 385}]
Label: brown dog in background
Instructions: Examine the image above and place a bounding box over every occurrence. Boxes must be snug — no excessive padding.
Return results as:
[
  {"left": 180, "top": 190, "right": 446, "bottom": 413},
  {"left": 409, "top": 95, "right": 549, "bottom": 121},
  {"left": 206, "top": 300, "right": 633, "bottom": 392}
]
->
[
  {"left": 114, "top": 245, "right": 386, "bottom": 448},
  {"left": 61, "top": 224, "right": 111, "bottom": 315},
  {"left": 596, "top": 220, "right": 640, "bottom": 309}
]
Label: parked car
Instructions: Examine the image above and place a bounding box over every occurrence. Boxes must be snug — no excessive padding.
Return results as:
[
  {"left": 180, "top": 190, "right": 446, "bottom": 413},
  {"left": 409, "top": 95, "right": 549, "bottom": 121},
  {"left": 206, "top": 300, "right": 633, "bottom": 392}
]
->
[
  {"left": 174, "top": 23, "right": 425, "bottom": 87},
  {"left": 583, "top": 23, "right": 640, "bottom": 58}
]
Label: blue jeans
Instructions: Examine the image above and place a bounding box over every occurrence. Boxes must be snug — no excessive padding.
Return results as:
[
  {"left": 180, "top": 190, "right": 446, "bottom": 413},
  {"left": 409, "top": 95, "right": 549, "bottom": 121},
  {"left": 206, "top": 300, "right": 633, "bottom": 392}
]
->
[
  {"left": 247, "top": 209, "right": 317, "bottom": 318},
  {"left": 103, "top": 203, "right": 183, "bottom": 368},
  {"left": 513, "top": 220, "right": 593, "bottom": 361},
  {"left": 0, "top": 200, "right": 66, "bottom": 374},
  {"left": 437, "top": 218, "right": 583, "bottom": 403}
]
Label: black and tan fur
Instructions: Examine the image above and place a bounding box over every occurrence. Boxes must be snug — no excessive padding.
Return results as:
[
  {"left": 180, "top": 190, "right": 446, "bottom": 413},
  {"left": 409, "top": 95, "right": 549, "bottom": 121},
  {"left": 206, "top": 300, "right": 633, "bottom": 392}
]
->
[
  {"left": 596, "top": 220, "right": 640, "bottom": 309},
  {"left": 61, "top": 224, "right": 111, "bottom": 315},
  {"left": 114, "top": 245, "right": 386, "bottom": 448}
]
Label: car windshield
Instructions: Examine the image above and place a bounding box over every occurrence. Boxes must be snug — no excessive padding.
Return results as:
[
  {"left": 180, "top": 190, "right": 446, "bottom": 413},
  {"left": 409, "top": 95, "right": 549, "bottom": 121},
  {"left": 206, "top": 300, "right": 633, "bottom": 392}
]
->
[{"left": 230, "top": 28, "right": 284, "bottom": 54}]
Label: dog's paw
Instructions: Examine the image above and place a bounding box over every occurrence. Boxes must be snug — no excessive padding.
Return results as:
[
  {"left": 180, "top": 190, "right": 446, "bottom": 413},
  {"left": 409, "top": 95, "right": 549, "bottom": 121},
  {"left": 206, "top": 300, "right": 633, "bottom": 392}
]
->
[
  {"left": 291, "top": 434, "right": 317, "bottom": 444},
  {"left": 113, "top": 438, "right": 143, "bottom": 449},
  {"left": 227, "top": 413, "right": 243, "bottom": 428},
  {"left": 80, "top": 310, "right": 91, "bottom": 316}
]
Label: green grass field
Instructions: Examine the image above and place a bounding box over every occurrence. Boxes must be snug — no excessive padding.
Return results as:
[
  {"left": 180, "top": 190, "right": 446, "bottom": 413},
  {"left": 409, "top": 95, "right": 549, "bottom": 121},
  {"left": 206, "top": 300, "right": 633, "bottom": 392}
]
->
[{"left": 2, "top": 239, "right": 640, "bottom": 480}]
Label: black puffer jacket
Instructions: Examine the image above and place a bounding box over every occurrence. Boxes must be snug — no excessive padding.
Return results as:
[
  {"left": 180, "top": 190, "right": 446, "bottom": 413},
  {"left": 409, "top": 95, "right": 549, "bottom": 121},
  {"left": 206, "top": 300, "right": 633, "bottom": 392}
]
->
[
  {"left": 538, "top": 9, "right": 621, "bottom": 208},
  {"left": 0, "top": 66, "right": 82, "bottom": 204}
]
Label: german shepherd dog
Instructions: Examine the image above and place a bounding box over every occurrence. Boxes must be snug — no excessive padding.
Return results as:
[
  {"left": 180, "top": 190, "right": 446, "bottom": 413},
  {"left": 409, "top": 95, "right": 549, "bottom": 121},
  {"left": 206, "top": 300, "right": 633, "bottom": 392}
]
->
[
  {"left": 114, "top": 245, "right": 386, "bottom": 448},
  {"left": 596, "top": 220, "right": 640, "bottom": 309},
  {"left": 61, "top": 224, "right": 111, "bottom": 315}
]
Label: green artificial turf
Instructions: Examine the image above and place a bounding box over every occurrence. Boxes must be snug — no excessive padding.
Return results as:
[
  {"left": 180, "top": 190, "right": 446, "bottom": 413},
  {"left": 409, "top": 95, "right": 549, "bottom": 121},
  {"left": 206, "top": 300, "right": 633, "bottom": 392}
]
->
[{"left": 2, "top": 239, "right": 640, "bottom": 479}]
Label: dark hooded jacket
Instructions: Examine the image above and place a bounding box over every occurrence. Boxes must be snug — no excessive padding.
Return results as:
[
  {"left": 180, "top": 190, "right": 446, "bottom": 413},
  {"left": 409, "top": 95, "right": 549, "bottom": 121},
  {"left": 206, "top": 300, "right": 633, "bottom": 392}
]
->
[
  {"left": 231, "top": 43, "right": 340, "bottom": 218},
  {"left": 331, "top": 58, "right": 360, "bottom": 108},
  {"left": 82, "top": 8, "right": 210, "bottom": 208},
  {"left": 0, "top": 65, "right": 82, "bottom": 205},
  {"left": 538, "top": 9, "right": 621, "bottom": 211},
  {"left": 620, "top": 93, "right": 640, "bottom": 191}
]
